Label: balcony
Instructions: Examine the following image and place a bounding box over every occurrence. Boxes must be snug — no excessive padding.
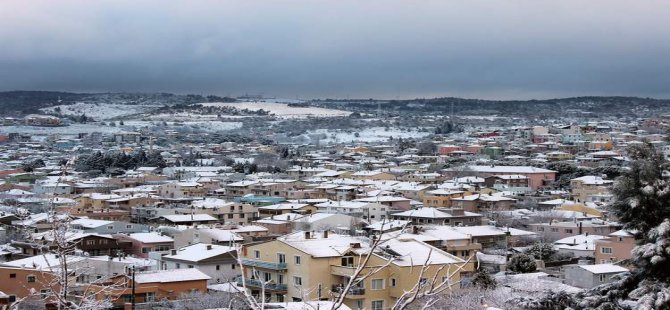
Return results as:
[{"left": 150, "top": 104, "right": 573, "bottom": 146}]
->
[
  {"left": 236, "top": 278, "right": 288, "bottom": 292},
  {"left": 331, "top": 285, "right": 366, "bottom": 298},
  {"left": 330, "top": 265, "right": 358, "bottom": 277},
  {"left": 241, "top": 259, "right": 288, "bottom": 270}
]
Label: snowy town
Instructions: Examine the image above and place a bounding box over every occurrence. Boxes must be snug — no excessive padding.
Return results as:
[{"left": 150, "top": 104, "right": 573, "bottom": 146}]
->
[
  {"left": 0, "top": 93, "right": 666, "bottom": 309},
  {"left": 3, "top": 1, "right": 670, "bottom": 309}
]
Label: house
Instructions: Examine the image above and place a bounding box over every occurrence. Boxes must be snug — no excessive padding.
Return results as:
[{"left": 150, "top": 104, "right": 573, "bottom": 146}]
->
[
  {"left": 351, "top": 170, "right": 396, "bottom": 181},
  {"left": 354, "top": 196, "right": 411, "bottom": 211},
  {"left": 563, "top": 264, "right": 629, "bottom": 288},
  {"left": 158, "top": 214, "right": 218, "bottom": 225},
  {"left": 157, "top": 182, "right": 207, "bottom": 198},
  {"left": 554, "top": 233, "right": 609, "bottom": 258},
  {"left": 421, "top": 189, "right": 466, "bottom": 208},
  {"left": 69, "top": 218, "right": 149, "bottom": 235},
  {"left": 114, "top": 232, "right": 174, "bottom": 258},
  {"left": 444, "top": 165, "right": 556, "bottom": 190},
  {"left": 313, "top": 200, "right": 390, "bottom": 222},
  {"left": 529, "top": 220, "right": 621, "bottom": 240},
  {"left": 392, "top": 207, "right": 483, "bottom": 226},
  {"left": 175, "top": 198, "right": 258, "bottom": 225},
  {"left": 450, "top": 193, "right": 516, "bottom": 213},
  {"left": 570, "top": 176, "right": 613, "bottom": 203},
  {"left": 258, "top": 203, "right": 316, "bottom": 217},
  {"left": 13, "top": 231, "right": 133, "bottom": 257},
  {"left": 594, "top": 230, "right": 636, "bottom": 264},
  {"left": 161, "top": 243, "right": 238, "bottom": 284},
  {"left": 173, "top": 227, "right": 244, "bottom": 249},
  {"left": 115, "top": 269, "right": 211, "bottom": 305}
]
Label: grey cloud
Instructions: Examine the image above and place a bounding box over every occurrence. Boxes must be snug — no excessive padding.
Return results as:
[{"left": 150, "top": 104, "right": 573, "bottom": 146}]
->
[{"left": 1, "top": 0, "right": 669, "bottom": 99}]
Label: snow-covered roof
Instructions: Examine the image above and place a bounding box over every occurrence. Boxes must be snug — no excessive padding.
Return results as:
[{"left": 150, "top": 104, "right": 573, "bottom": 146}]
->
[
  {"left": 134, "top": 268, "right": 211, "bottom": 284},
  {"left": 378, "top": 238, "right": 464, "bottom": 267},
  {"left": 70, "top": 218, "right": 114, "bottom": 228},
  {"left": 456, "top": 165, "right": 556, "bottom": 174},
  {"left": 279, "top": 232, "right": 368, "bottom": 258},
  {"left": 128, "top": 232, "right": 174, "bottom": 244},
  {"left": 160, "top": 214, "right": 217, "bottom": 223},
  {"left": 393, "top": 207, "right": 453, "bottom": 219},
  {"left": 163, "top": 243, "right": 236, "bottom": 262},
  {"left": 579, "top": 264, "right": 629, "bottom": 274}
]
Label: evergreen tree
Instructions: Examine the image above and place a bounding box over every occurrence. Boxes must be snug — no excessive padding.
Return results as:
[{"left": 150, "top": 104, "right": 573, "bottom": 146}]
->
[
  {"left": 507, "top": 253, "right": 537, "bottom": 273},
  {"left": 471, "top": 269, "right": 497, "bottom": 290}
]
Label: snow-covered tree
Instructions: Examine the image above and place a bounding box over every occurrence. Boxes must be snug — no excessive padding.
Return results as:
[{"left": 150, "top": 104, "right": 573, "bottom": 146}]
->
[{"left": 507, "top": 254, "right": 537, "bottom": 274}]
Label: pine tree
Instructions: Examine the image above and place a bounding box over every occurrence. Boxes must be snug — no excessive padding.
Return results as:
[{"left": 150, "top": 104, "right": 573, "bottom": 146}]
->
[{"left": 507, "top": 253, "right": 537, "bottom": 273}]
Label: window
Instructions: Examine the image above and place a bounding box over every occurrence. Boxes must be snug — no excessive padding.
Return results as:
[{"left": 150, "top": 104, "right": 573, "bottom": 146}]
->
[
  {"left": 618, "top": 237, "right": 624, "bottom": 242},
  {"left": 126, "top": 224, "right": 133, "bottom": 229},
  {"left": 228, "top": 214, "right": 234, "bottom": 219},
  {"left": 40, "top": 289, "right": 50, "bottom": 299},
  {"left": 278, "top": 274, "right": 284, "bottom": 284},
  {"left": 565, "top": 229, "right": 573, "bottom": 234},
  {"left": 142, "top": 247, "right": 150, "bottom": 253},
  {"left": 294, "top": 255, "right": 301, "bottom": 265},
  {"left": 231, "top": 264, "right": 236, "bottom": 270},
  {"left": 239, "top": 213, "right": 245, "bottom": 218},
  {"left": 390, "top": 278, "right": 396, "bottom": 287},
  {"left": 86, "top": 240, "right": 96, "bottom": 245},
  {"left": 278, "top": 253, "right": 286, "bottom": 264},
  {"left": 371, "top": 279, "right": 384, "bottom": 290},
  {"left": 146, "top": 292, "right": 156, "bottom": 302},
  {"left": 293, "top": 276, "right": 302, "bottom": 286},
  {"left": 599, "top": 274, "right": 607, "bottom": 282},
  {"left": 263, "top": 272, "right": 272, "bottom": 282},
  {"left": 356, "top": 300, "right": 364, "bottom": 310},
  {"left": 601, "top": 247, "right": 613, "bottom": 254},
  {"left": 107, "top": 225, "right": 114, "bottom": 230},
  {"left": 176, "top": 263, "right": 181, "bottom": 269},
  {"left": 341, "top": 256, "right": 354, "bottom": 267},
  {"left": 276, "top": 294, "right": 284, "bottom": 302},
  {"left": 27, "top": 275, "right": 36, "bottom": 283},
  {"left": 188, "top": 265, "right": 194, "bottom": 269},
  {"left": 537, "top": 227, "right": 545, "bottom": 232},
  {"left": 254, "top": 250, "right": 260, "bottom": 259},
  {"left": 9, "top": 273, "right": 16, "bottom": 279},
  {"left": 216, "top": 265, "right": 220, "bottom": 271},
  {"left": 550, "top": 228, "right": 559, "bottom": 233},
  {"left": 371, "top": 300, "right": 384, "bottom": 310}
]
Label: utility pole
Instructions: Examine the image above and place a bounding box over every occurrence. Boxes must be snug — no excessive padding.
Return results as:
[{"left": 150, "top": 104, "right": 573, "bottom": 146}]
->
[{"left": 131, "top": 266, "right": 136, "bottom": 310}]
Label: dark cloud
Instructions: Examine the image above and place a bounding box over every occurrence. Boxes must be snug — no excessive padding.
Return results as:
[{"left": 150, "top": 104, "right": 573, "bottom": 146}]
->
[{"left": 1, "top": 0, "right": 669, "bottom": 99}]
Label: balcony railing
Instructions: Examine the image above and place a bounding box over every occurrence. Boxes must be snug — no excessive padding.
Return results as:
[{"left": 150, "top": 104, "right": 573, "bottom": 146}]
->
[
  {"left": 331, "top": 285, "right": 365, "bottom": 296},
  {"left": 236, "top": 278, "right": 288, "bottom": 291},
  {"left": 241, "top": 259, "right": 288, "bottom": 270}
]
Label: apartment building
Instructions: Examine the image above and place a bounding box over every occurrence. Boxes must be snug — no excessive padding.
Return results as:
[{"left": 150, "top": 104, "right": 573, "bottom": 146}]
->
[{"left": 239, "top": 231, "right": 465, "bottom": 310}]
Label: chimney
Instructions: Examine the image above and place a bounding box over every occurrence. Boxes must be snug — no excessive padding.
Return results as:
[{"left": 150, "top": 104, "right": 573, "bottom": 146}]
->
[
  {"left": 579, "top": 222, "right": 583, "bottom": 235},
  {"left": 206, "top": 244, "right": 212, "bottom": 250},
  {"left": 323, "top": 231, "right": 329, "bottom": 238},
  {"left": 171, "top": 249, "right": 177, "bottom": 255}
]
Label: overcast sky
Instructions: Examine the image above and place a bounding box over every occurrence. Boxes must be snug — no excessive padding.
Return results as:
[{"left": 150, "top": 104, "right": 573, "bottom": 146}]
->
[{"left": 1, "top": 0, "right": 669, "bottom": 99}]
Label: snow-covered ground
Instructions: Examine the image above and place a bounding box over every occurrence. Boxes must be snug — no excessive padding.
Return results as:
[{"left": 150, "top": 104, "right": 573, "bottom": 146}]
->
[
  {"left": 201, "top": 101, "right": 351, "bottom": 118},
  {"left": 308, "top": 127, "right": 431, "bottom": 144},
  {"left": 41, "top": 103, "right": 161, "bottom": 120},
  {"left": 1, "top": 120, "right": 242, "bottom": 137},
  {"left": 0, "top": 124, "right": 124, "bottom": 135}
]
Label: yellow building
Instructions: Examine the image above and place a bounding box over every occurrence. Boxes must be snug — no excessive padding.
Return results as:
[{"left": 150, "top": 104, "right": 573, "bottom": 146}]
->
[{"left": 239, "top": 231, "right": 465, "bottom": 309}]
